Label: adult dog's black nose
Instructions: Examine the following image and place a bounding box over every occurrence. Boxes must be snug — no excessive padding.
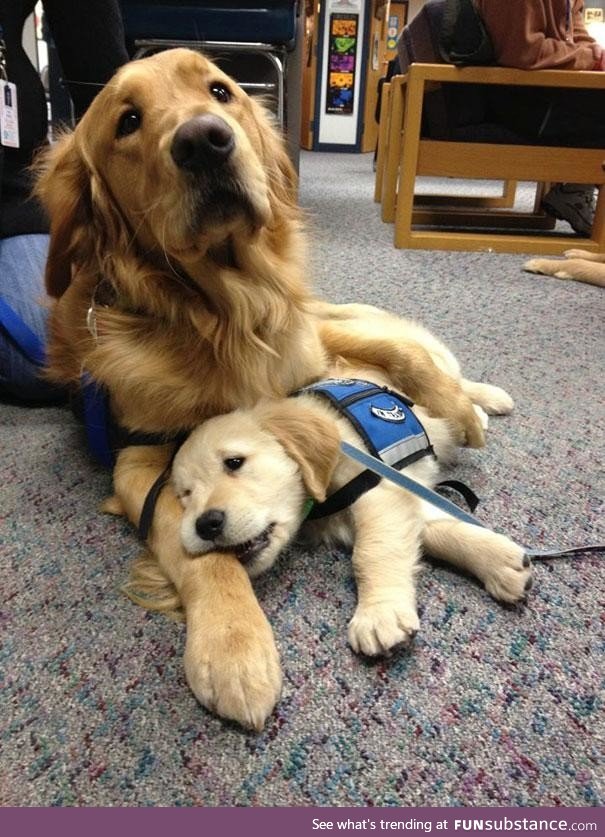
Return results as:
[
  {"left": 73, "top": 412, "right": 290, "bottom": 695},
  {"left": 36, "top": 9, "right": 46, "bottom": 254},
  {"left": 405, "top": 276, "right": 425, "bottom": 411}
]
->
[
  {"left": 171, "top": 115, "right": 235, "bottom": 171},
  {"left": 195, "top": 509, "right": 226, "bottom": 541}
]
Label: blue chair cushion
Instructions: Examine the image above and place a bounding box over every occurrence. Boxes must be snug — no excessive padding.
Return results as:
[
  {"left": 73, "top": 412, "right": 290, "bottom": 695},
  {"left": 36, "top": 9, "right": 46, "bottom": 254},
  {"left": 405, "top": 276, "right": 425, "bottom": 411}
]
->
[{"left": 120, "top": 1, "right": 298, "bottom": 48}]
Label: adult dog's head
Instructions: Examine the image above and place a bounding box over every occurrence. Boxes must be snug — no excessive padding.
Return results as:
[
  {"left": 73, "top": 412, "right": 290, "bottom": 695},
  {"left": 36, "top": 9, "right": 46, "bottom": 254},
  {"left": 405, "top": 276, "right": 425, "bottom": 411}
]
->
[{"left": 36, "top": 48, "right": 299, "bottom": 298}]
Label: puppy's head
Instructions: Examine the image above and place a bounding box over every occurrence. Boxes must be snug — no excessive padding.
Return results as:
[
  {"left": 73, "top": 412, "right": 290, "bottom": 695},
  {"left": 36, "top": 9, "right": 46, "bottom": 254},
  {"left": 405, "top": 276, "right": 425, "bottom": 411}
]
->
[
  {"left": 172, "top": 401, "right": 341, "bottom": 578},
  {"left": 35, "top": 48, "right": 298, "bottom": 297}
]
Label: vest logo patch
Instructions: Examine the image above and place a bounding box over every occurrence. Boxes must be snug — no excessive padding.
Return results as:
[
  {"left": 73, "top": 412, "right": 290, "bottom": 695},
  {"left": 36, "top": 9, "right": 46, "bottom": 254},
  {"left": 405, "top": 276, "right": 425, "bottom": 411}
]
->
[
  {"left": 323, "top": 378, "right": 357, "bottom": 386},
  {"left": 370, "top": 403, "right": 407, "bottom": 423}
]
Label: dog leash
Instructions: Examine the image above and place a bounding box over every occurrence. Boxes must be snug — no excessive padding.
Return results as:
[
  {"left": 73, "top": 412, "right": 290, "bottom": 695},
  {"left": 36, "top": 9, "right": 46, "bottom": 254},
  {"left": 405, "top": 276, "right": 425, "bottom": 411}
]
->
[{"left": 341, "top": 441, "right": 605, "bottom": 560}]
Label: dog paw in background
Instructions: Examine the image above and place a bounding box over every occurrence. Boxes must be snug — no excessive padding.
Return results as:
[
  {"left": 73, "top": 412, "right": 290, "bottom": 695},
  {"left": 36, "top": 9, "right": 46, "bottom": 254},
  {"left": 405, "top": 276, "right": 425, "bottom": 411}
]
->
[{"left": 524, "top": 255, "right": 605, "bottom": 288}]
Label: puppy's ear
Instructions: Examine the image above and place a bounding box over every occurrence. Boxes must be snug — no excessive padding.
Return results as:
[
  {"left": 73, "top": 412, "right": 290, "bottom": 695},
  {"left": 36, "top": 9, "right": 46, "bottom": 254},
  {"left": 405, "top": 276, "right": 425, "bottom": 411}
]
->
[
  {"left": 34, "top": 132, "right": 94, "bottom": 297},
  {"left": 258, "top": 400, "right": 341, "bottom": 502}
]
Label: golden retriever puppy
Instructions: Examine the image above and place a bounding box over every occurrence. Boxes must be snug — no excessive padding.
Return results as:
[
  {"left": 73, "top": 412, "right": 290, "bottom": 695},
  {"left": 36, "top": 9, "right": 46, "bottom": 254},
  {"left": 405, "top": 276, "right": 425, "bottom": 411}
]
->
[
  {"left": 171, "top": 364, "right": 531, "bottom": 666},
  {"left": 524, "top": 249, "right": 605, "bottom": 288},
  {"left": 35, "top": 48, "right": 491, "bottom": 730}
]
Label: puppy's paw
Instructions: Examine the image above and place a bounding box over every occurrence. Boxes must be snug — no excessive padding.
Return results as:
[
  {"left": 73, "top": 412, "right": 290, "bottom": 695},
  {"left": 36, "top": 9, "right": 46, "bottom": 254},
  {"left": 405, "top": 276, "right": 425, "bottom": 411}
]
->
[
  {"left": 184, "top": 611, "right": 282, "bottom": 731},
  {"left": 348, "top": 600, "right": 419, "bottom": 657},
  {"left": 477, "top": 537, "right": 533, "bottom": 604},
  {"left": 475, "top": 384, "right": 514, "bottom": 416}
]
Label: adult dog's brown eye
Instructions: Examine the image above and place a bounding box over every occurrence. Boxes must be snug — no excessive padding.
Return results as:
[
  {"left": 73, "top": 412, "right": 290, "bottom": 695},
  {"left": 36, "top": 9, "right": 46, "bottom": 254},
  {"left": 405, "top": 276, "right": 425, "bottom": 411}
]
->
[
  {"left": 224, "top": 457, "right": 245, "bottom": 472},
  {"left": 117, "top": 109, "right": 141, "bottom": 137},
  {"left": 210, "top": 82, "right": 231, "bottom": 104}
]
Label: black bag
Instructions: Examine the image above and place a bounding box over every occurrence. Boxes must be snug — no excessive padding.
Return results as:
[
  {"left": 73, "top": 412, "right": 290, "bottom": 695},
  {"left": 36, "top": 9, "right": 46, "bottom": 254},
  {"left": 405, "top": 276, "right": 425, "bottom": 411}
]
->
[{"left": 438, "top": 0, "right": 495, "bottom": 66}]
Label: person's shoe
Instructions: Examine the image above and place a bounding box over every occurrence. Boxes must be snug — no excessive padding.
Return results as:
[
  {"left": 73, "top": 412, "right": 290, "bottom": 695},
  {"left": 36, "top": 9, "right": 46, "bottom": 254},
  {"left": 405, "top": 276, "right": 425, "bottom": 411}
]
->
[{"left": 541, "top": 183, "right": 595, "bottom": 236}]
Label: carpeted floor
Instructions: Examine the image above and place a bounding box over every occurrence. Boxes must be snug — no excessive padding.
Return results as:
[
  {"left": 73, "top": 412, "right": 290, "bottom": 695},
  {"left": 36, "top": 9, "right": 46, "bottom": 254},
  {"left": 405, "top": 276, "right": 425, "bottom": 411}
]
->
[{"left": 1, "top": 152, "right": 603, "bottom": 807}]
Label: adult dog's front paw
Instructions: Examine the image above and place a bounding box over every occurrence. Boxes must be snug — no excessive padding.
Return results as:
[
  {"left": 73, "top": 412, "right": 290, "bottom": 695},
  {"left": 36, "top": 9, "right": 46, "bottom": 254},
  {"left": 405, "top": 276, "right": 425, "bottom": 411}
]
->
[
  {"left": 184, "top": 603, "right": 282, "bottom": 731},
  {"left": 447, "top": 394, "right": 486, "bottom": 448},
  {"left": 348, "top": 600, "right": 419, "bottom": 657}
]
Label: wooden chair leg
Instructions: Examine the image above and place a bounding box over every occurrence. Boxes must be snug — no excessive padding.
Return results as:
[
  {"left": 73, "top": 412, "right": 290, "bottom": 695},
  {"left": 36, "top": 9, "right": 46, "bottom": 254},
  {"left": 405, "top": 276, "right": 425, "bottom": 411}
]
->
[
  {"left": 394, "top": 74, "right": 424, "bottom": 248},
  {"left": 590, "top": 184, "right": 605, "bottom": 250},
  {"left": 381, "top": 76, "right": 406, "bottom": 223},
  {"left": 374, "top": 82, "right": 391, "bottom": 203},
  {"left": 501, "top": 180, "right": 517, "bottom": 208},
  {"left": 533, "top": 182, "right": 550, "bottom": 213}
]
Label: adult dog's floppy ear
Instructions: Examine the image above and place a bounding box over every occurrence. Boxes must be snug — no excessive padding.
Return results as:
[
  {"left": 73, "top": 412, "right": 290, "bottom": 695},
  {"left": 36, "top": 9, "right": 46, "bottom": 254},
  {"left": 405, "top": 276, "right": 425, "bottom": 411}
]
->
[
  {"left": 34, "top": 132, "right": 93, "bottom": 298},
  {"left": 258, "top": 400, "right": 341, "bottom": 502}
]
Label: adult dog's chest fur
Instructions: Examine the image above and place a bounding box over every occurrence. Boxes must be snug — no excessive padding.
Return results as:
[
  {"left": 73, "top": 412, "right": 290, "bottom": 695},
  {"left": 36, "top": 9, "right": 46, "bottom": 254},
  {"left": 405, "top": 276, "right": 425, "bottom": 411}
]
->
[{"left": 48, "top": 279, "right": 327, "bottom": 434}]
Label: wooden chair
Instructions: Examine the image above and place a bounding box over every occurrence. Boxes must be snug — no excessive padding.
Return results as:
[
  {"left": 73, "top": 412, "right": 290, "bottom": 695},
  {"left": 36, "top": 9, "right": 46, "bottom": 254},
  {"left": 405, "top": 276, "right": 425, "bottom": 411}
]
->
[
  {"left": 375, "top": 75, "right": 518, "bottom": 224},
  {"left": 382, "top": 64, "right": 605, "bottom": 253}
]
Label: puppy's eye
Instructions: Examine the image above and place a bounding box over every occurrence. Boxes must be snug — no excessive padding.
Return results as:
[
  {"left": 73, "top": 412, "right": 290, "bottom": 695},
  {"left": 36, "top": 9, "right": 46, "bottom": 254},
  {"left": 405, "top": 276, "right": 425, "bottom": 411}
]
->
[
  {"left": 224, "top": 457, "right": 245, "bottom": 472},
  {"left": 117, "top": 109, "right": 142, "bottom": 137},
  {"left": 210, "top": 82, "right": 232, "bottom": 104},
  {"left": 180, "top": 488, "right": 191, "bottom": 499}
]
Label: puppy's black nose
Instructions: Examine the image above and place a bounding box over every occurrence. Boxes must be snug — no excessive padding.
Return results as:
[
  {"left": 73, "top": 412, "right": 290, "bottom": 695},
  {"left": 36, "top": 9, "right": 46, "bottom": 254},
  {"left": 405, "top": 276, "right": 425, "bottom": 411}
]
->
[
  {"left": 171, "top": 115, "right": 235, "bottom": 171},
  {"left": 195, "top": 509, "right": 225, "bottom": 541}
]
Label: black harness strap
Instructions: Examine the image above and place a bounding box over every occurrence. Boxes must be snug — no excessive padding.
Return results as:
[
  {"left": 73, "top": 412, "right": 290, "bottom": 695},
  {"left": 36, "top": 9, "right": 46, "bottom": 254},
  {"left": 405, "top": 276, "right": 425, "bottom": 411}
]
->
[
  {"left": 307, "top": 472, "right": 481, "bottom": 522},
  {"left": 306, "top": 469, "right": 382, "bottom": 520},
  {"left": 137, "top": 464, "right": 174, "bottom": 542},
  {"left": 136, "top": 435, "right": 189, "bottom": 541},
  {"left": 436, "top": 479, "right": 480, "bottom": 513}
]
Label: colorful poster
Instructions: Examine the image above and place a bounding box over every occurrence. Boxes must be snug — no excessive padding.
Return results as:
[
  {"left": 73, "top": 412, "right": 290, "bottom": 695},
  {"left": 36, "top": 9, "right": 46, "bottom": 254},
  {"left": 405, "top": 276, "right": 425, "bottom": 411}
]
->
[
  {"left": 326, "top": 13, "right": 358, "bottom": 115},
  {"left": 387, "top": 14, "right": 399, "bottom": 51}
]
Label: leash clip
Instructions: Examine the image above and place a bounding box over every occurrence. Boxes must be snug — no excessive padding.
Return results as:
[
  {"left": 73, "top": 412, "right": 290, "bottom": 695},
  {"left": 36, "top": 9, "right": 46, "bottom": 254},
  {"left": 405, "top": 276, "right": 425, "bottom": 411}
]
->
[{"left": 86, "top": 303, "right": 98, "bottom": 342}]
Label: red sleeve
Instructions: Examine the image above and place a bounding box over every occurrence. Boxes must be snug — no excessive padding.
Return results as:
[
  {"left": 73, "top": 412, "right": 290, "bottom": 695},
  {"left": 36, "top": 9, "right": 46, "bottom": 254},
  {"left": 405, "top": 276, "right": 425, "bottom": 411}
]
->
[
  {"left": 573, "top": 0, "right": 597, "bottom": 45},
  {"left": 476, "top": 0, "right": 597, "bottom": 70}
]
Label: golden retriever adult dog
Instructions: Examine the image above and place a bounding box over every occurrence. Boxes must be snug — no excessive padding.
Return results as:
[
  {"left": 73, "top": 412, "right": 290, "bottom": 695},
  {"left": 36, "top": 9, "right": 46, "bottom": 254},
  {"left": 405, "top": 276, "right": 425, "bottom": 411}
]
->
[
  {"left": 524, "top": 249, "right": 605, "bottom": 288},
  {"left": 171, "top": 362, "right": 532, "bottom": 661},
  {"left": 37, "top": 48, "right": 503, "bottom": 729}
]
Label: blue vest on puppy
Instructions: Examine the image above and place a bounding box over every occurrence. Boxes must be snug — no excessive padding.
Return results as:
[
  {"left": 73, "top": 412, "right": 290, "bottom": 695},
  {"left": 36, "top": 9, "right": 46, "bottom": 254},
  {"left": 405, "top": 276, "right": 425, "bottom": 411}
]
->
[
  {"left": 298, "top": 378, "right": 435, "bottom": 520},
  {"left": 301, "top": 378, "right": 434, "bottom": 469}
]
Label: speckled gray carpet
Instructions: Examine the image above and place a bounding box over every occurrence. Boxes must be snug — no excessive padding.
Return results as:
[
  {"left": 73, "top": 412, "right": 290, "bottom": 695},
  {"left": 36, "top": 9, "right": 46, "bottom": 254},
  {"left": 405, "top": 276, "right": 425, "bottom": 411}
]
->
[{"left": 1, "top": 152, "right": 603, "bottom": 807}]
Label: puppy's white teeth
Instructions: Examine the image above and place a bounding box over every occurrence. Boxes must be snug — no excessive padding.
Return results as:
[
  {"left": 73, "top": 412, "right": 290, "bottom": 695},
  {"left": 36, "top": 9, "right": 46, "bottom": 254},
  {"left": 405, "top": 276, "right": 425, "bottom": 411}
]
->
[{"left": 214, "top": 523, "right": 275, "bottom": 565}]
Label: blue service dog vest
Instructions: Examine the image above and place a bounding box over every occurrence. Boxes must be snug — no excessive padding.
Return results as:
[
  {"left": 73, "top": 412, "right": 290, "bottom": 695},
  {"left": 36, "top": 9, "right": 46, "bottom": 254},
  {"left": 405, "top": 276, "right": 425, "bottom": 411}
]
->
[
  {"left": 298, "top": 378, "right": 435, "bottom": 519},
  {"left": 300, "top": 378, "right": 434, "bottom": 469}
]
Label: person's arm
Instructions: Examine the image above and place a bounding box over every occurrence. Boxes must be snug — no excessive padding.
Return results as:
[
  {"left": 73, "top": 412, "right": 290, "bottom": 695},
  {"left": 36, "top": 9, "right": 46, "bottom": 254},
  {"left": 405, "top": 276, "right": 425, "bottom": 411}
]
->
[
  {"left": 476, "top": 0, "right": 598, "bottom": 70},
  {"left": 42, "top": 0, "right": 129, "bottom": 116},
  {"left": 572, "top": 0, "right": 597, "bottom": 45}
]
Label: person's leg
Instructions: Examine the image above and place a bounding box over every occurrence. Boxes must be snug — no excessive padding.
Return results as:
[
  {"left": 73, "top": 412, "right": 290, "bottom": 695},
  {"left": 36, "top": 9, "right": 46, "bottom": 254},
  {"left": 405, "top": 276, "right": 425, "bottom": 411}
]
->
[
  {"left": 540, "top": 89, "right": 605, "bottom": 150},
  {"left": 484, "top": 87, "right": 601, "bottom": 235},
  {"left": 0, "top": 234, "right": 65, "bottom": 402},
  {"left": 539, "top": 90, "right": 604, "bottom": 236},
  {"left": 541, "top": 182, "right": 595, "bottom": 236}
]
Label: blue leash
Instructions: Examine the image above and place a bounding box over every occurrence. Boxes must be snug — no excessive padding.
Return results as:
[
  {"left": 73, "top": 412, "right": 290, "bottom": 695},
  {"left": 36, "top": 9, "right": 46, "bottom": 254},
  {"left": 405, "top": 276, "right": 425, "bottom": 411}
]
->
[{"left": 341, "top": 441, "right": 604, "bottom": 560}]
